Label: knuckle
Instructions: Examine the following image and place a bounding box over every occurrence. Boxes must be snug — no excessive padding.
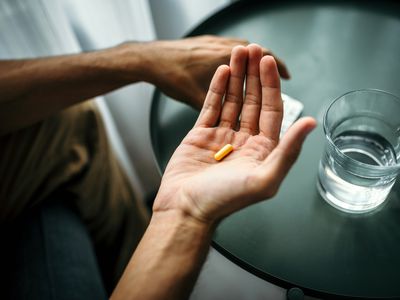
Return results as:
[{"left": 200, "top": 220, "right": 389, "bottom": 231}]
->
[
  {"left": 202, "top": 99, "right": 219, "bottom": 112},
  {"left": 265, "top": 186, "right": 278, "bottom": 199},
  {"left": 261, "top": 102, "right": 282, "bottom": 113},
  {"left": 244, "top": 92, "right": 260, "bottom": 105},
  {"left": 225, "top": 91, "right": 241, "bottom": 103},
  {"left": 209, "top": 86, "right": 224, "bottom": 96},
  {"left": 239, "top": 119, "right": 256, "bottom": 133},
  {"left": 219, "top": 119, "right": 234, "bottom": 128},
  {"left": 285, "top": 145, "right": 302, "bottom": 164}
]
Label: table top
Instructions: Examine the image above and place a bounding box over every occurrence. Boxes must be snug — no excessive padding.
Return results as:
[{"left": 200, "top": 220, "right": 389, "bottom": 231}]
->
[{"left": 150, "top": 1, "right": 400, "bottom": 298}]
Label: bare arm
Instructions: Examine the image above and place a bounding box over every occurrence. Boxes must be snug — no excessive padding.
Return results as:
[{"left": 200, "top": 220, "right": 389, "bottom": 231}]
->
[
  {"left": 111, "top": 210, "right": 212, "bottom": 300},
  {"left": 0, "top": 35, "right": 289, "bottom": 135},
  {"left": 0, "top": 44, "right": 147, "bottom": 134},
  {"left": 111, "top": 44, "right": 314, "bottom": 300}
]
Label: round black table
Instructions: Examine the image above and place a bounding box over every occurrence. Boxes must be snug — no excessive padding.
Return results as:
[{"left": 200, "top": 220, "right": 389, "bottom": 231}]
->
[{"left": 150, "top": 1, "right": 400, "bottom": 298}]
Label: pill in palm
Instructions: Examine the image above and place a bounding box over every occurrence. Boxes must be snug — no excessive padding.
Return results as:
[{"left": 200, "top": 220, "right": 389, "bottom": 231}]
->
[{"left": 214, "top": 144, "right": 234, "bottom": 161}]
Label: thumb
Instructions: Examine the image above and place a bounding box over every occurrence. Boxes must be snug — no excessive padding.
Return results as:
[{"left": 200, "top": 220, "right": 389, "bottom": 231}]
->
[{"left": 258, "top": 117, "right": 317, "bottom": 196}]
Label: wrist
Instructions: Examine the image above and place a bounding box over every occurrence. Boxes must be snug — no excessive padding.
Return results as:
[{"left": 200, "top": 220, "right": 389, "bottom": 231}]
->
[
  {"left": 153, "top": 186, "right": 221, "bottom": 229},
  {"left": 150, "top": 208, "right": 215, "bottom": 240},
  {"left": 115, "top": 40, "right": 181, "bottom": 88},
  {"left": 105, "top": 42, "right": 154, "bottom": 84},
  {"left": 113, "top": 201, "right": 214, "bottom": 300}
]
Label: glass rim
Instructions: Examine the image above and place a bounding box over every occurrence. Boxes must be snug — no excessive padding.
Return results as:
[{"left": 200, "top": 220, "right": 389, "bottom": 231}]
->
[{"left": 323, "top": 88, "right": 400, "bottom": 171}]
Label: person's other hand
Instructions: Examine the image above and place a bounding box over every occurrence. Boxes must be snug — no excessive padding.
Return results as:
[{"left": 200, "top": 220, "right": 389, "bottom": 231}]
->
[
  {"left": 153, "top": 44, "right": 316, "bottom": 225},
  {"left": 141, "top": 35, "right": 290, "bottom": 109}
]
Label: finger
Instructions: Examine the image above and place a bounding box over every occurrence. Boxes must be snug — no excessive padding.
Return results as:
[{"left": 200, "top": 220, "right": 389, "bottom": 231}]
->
[
  {"left": 259, "top": 56, "right": 283, "bottom": 143},
  {"left": 207, "top": 35, "right": 248, "bottom": 45},
  {"left": 193, "top": 91, "right": 207, "bottom": 111},
  {"left": 198, "top": 35, "right": 248, "bottom": 47},
  {"left": 239, "top": 44, "right": 263, "bottom": 134},
  {"left": 219, "top": 45, "right": 248, "bottom": 128},
  {"left": 224, "top": 37, "right": 248, "bottom": 46},
  {"left": 262, "top": 48, "right": 290, "bottom": 79},
  {"left": 259, "top": 117, "right": 317, "bottom": 196},
  {"left": 195, "top": 65, "right": 230, "bottom": 128}
]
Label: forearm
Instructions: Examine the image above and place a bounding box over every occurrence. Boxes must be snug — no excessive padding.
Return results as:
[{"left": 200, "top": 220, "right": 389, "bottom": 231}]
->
[
  {"left": 111, "top": 209, "right": 213, "bottom": 300},
  {"left": 0, "top": 43, "right": 150, "bottom": 134}
]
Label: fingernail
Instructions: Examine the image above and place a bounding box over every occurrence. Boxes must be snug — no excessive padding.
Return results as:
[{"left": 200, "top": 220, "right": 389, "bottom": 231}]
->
[{"left": 283, "top": 66, "right": 291, "bottom": 79}]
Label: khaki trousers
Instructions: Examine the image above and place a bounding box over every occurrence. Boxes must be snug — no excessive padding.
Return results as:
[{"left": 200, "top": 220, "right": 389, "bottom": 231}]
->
[{"left": 0, "top": 101, "right": 149, "bottom": 290}]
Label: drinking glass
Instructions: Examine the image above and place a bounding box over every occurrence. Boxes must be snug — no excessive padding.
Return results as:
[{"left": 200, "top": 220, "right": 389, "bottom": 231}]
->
[{"left": 317, "top": 89, "right": 400, "bottom": 213}]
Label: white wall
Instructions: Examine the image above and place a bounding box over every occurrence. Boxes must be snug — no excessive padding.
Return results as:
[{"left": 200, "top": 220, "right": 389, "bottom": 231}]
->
[
  {"left": 149, "top": 0, "right": 231, "bottom": 39},
  {"left": 61, "top": 0, "right": 160, "bottom": 203}
]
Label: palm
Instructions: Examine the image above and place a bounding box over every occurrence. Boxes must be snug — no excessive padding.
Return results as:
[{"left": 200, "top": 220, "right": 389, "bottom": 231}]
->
[
  {"left": 154, "top": 44, "right": 315, "bottom": 223},
  {"left": 164, "top": 127, "right": 277, "bottom": 219}
]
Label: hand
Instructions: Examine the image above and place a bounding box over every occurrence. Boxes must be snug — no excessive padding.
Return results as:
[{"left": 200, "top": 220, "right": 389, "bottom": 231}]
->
[
  {"left": 141, "top": 35, "right": 290, "bottom": 109},
  {"left": 153, "top": 44, "right": 316, "bottom": 225}
]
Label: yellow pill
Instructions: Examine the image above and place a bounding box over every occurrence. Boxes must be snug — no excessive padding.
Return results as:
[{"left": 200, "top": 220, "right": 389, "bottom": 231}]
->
[{"left": 214, "top": 144, "right": 234, "bottom": 161}]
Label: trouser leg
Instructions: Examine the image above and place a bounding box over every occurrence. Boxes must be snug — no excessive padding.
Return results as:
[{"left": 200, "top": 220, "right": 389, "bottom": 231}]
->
[
  {"left": 0, "top": 192, "right": 108, "bottom": 300},
  {"left": 0, "top": 102, "right": 150, "bottom": 292}
]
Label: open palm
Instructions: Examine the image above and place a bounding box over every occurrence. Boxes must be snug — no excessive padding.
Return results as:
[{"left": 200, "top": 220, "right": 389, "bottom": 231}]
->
[{"left": 154, "top": 44, "right": 316, "bottom": 224}]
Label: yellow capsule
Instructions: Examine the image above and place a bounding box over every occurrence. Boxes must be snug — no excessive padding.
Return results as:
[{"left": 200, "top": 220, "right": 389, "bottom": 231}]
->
[{"left": 214, "top": 144, "right": 234, "bottom": 161}]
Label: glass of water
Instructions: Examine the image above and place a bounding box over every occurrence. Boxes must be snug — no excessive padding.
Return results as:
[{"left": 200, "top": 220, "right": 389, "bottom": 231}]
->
[{"left": 317, "top": 89, "right": 400, "bottom": 213}]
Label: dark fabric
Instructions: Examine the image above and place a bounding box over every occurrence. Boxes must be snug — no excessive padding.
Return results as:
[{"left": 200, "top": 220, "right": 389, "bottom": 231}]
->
[
  {"left": 0, "top": 193, "right": 107, "bottom": 300},
  {"left": 0, "top": 101, "right": 150, "bottom": 288}
]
